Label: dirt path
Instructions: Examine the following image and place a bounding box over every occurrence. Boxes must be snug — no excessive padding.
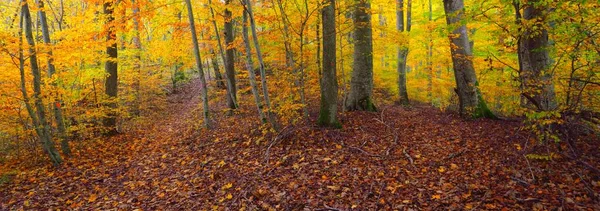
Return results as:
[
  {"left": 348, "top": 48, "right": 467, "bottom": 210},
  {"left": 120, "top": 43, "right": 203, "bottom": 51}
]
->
[{"left": 1, "top": 78, "right": 599, "bottom": 210}]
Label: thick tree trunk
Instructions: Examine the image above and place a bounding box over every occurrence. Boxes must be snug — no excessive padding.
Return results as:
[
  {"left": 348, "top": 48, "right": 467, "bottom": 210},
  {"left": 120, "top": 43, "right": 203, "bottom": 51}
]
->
[
  {"left": 396, "top": 0, "right": 410, "bottom": 105},
  {"left": 22, "top": 1, "right": 62, "bottom": 165},
  {"left": 208, "top": 0, "right": 227, "bottom": 89},
  {"left": 37, "top": 0, "right": 70, "bottom": 156},
  {"left": 103, "top": 0, "right": 118, "bottom": 135},
  {"left": 244, "top": 0, "right": 277, "bottom": 128},
  {"left": 318, "top": 0, "right": 341, "bottom": 128},
  {"left": 225, "top": 0, "right": 238, "bottom": 110},
  {"left": 347, "top": 0, "right": 376, "bottom": 111},
  {"left": 518, "top": 0, "right": 557, "bottom": 111},
  {"left": 242, "top": 11, "right": 266, "bottom": 123},
  {"left": 443, "top": 0, "right": 495, "bottom": 118},
  {"left": 185, "top": 0, "right": 211, "bottom": 128}
]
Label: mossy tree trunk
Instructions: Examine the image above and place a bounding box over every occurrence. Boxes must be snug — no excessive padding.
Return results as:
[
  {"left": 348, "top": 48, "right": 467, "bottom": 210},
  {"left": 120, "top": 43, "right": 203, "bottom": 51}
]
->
[
  {"left": 318, "top": 0, "right": 341, "bottom": 128},
  {"left": 442, "top": 0, "right": 495, "bottom": 119},
  {"left": 224, "top": 0, "right": 238, "bottom": 110},
  {"left": 346, "top": 0, "right": 376, "bottom": 112},
  {"left": 517, "top": 0, "right": 557, "bottom": 111},
  {"left": 396, "top": 0, "right": 411, "bottom": 106}
]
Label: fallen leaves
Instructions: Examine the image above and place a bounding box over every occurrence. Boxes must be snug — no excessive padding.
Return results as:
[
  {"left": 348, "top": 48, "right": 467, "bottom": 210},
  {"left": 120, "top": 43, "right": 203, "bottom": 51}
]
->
[{"left": 1, "top": 89, "right": 598, "bottom": 211}]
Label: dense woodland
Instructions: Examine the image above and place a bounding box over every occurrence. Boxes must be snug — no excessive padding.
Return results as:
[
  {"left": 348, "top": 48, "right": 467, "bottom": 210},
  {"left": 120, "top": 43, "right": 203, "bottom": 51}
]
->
[{"left": 0, "top": 0, "right": 599, "bottom": 209}]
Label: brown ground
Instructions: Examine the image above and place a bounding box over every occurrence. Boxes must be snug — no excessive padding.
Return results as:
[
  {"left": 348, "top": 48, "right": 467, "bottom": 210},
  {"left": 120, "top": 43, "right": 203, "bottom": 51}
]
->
[{"left": 1, "top": 78, "right": 599, "bottom": 210}]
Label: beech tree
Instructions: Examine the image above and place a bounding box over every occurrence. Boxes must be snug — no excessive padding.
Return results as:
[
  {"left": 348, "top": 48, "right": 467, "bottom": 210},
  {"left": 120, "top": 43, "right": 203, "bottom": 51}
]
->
[
  {"left": 318, "top": 0, "right": 341, "bottom": 128},
  {"left": 396, "top": 0, "right": 411, "bottom": 105},
  {"left": 103, "top": 0, "right": 118, "bottom": 134},
  {"left": 184, "top": 0, "right": 210, "bottom": 128},
  {"left": 346, "top": 0, "right": 376, "bottom": 111},
  {"left": 224, "top": 0, "right": 238, "bottom": 110},
  {"left": 36, "top": 0, "right": 70, "bottom": 156},
  {"left": 442, "top": 0, "right": 494, "bottom": 118},
  {"left": 21, "top": 0, "right": 63, "bottom": 165},
  {"left": 516, "top": 0, "right": 557, "bottom": 111}
]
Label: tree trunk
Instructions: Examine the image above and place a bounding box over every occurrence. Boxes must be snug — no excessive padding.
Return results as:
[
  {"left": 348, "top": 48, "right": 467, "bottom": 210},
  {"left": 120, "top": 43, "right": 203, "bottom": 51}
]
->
[
  {"left": 208, "top": 0, "right": 227, "bottom": 89},
  {"left": 242, "top": 11, "right": 266, "bottom": 123},
  {"left": 36, "top": 0, "right": 70, "bottom": 156},
  {"left": 131, "top": 0, "right": 142, "bottom": 116},
  {"left": 347, "top": 0, "right": 376, "bottom": 111},
  {"left": 517, "top": 0, "right": 557, "bottom": 111},
  {"left": 244, "top": 0, "right": 277, "bottom": 128},
  {"left": 210, "top": 49, "right": 225, "bottom": 88},
  {"left": 443, "top": 0, "right": 495, "bottom": 118},
  {"left": 103, "top": 0, "right": 118, "bottom": 135},
  {"left": 396, "top": 0, "right": 410, "bottom": 105},
  {"left": 318, "top": 0, "right": 341, "bottom": 128},
  {"left": 427, "top": 0, "right": 433, "bottom": 103},
  {"left": 224, "top": 0, "right": 238, "bottom": 110},
  {"left": 185, "top": 0, "right": 211, "bottom": 128},
  {"left": 21, "top": 1, "right": 62, "bottom": 165}
]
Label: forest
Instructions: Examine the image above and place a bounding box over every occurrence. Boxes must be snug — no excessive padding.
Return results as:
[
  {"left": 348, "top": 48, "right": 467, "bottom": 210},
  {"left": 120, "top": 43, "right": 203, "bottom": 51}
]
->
[{"left": 0, "top": 0, "right": 599, "bottom": 209}]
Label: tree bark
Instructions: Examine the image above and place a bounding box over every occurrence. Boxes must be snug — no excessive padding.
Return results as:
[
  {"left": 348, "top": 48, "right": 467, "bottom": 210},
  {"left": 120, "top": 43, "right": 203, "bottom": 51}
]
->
[
  {"left": 224, "top": 0, "right": 238, "bottom": 110},
  {"left": 242, "top": 11, "right": 266, "bottom": 123},
  {"left": 244, "top": 0, "right": 277, "bottom": 128},
  {"left": 396, "top": 0, "right": 410, "bottom": 105},
  {"left": 517, "top": 0, "right": 557, "bottom": 111},
  {"left": 131, "top": 0, "right": 142, "bottom": 116},
  {"left": 103, "top": 0, "right": 118, "bottom": 135},
  {"left": 318, "top": 0, "right": 341, "bottom": 128},
  {"left": 185, "top": 0, "right": 211, "bottom": 128},
  {"left": 208, "top": 0, "right": 227, "bottom": 89},
  {"left": 22, "top": 0, "right": 63, "bottom": 165},
  {"left": 36, "top": 0, "right": 70, "bottom": 156},
  {"left": 347, "top": 0, "right": 376, "bottom": 111},
  {"left": 443, "top": 0, "right": 495, "bottom": 118}
]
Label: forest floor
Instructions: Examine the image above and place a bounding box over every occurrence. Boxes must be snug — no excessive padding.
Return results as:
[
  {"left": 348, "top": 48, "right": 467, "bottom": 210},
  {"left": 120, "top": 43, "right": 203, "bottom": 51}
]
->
[{"left": 1, "top": 78, "right": 599, "bottom": 210}]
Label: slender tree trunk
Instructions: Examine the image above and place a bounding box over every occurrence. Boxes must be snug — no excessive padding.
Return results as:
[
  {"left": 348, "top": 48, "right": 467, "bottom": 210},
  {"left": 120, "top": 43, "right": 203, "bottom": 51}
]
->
[
  {"left": 224, "top": 0, "right": 238, "bottom": 110},
  {"left": 103, "top": 0, "right": 118, "bottom": 135},
  {"left": 517, "top": 0, "right": 557, "bottom": 111},
  {"left": 36, "top": 0, "right": 70, "bottom": 156},
  {"left": 210, "top": 48, "right": 224, "bottom": 87},
  {"left": 275, "top": 0, "right": 296, "bottom": 74},
  {"left": 396, "top": 0, "right": 410, "bottom": 105},
  {"left": 207, "top": 0, "right": 227, "bottom": 89},
  {"left": 185, "top": 0, "right": 210, "bottom": 128},
  {"left": 443, "top": 0, "right": 495, "bottom": 118},
  {"left": 131, "top": 0, "right": 142, "bottom": 116},
  {"left": 347, "top": 0, "right": 376, "bottom": 111},
  {"left": 22, "top": 1, "right": 62, "bottom": 165},
  {"left": 318, "top": 0, "right": 341, "bottom": 128},
  {"left": 242, "top": 11, "right": 266, "bottom": 123},
  {"left": 427, "top": 0, "right": 433, "bottom": 103},
  {"left": 244, "top": 0, "right": 277, "bottom": 128}
]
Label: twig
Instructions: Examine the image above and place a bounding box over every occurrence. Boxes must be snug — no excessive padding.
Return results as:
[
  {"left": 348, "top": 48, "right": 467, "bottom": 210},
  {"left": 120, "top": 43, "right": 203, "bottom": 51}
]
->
[
  {"left": 348, "top": 146, "right": 382, "bottom": 158},
  {"left": 445, "top": 149, "right": 467, "bottom": 160},
  {"left": 263, "top": 126, "right": 289, "bottom": 164},
  {"left": 523, "top": 154, "right": 536, "bottom": 182},
  {"left": 316, "top": 204, "right": 342, "bottom": 211},
  {"left": 403, "top": 148, "right": 415, "bottom": 167},
  {"left": 510, "top": 176, "right": 530, "bottom": 186}
]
